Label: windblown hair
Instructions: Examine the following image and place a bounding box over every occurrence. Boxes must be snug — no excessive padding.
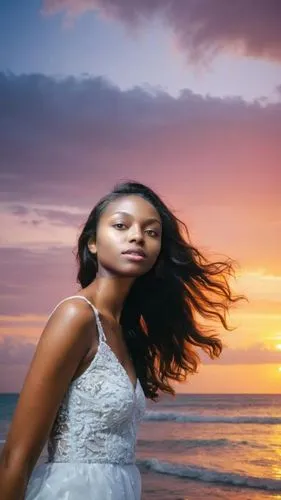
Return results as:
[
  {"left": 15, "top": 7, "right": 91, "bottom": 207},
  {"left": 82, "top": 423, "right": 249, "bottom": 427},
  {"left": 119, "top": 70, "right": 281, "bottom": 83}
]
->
[{"left": 76, "top": 181, "right": 248, "bottom": 401}]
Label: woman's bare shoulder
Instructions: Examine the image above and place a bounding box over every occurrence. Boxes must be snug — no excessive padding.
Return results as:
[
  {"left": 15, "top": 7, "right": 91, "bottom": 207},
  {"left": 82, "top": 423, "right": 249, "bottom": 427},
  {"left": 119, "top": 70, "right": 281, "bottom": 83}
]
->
[{"left": 0, "top": 296, "right": 97, "bottom": 471}]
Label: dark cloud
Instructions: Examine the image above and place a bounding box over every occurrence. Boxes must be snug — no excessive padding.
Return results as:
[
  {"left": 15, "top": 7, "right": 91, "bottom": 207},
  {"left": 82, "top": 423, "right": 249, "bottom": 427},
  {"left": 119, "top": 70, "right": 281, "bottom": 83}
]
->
[
  {"left": 1, "top": 71, "right": 281, "bottom": 210},
  {"left": 43, "top": 0, "right": 281, "bottom": 62}
]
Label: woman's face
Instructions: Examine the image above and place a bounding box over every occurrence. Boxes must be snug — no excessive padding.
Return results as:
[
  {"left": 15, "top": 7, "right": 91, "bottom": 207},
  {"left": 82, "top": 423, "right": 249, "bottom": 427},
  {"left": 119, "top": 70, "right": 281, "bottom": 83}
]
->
[{"left": 89, "top": 195, "right": 162, "bottom": 278}]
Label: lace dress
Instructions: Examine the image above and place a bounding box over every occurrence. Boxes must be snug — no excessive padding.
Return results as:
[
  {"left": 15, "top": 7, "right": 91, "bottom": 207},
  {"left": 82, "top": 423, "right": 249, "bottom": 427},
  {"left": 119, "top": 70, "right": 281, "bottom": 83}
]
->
[{"left": 25, "top": 295, "right": 146, "bottom": 499}]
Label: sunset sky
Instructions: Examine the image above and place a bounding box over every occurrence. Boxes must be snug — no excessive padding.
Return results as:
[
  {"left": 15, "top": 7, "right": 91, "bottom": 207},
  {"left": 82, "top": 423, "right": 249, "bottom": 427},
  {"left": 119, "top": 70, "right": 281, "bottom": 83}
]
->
[{"left": 0, "top": 0, "right": 280, "bottom": 393}]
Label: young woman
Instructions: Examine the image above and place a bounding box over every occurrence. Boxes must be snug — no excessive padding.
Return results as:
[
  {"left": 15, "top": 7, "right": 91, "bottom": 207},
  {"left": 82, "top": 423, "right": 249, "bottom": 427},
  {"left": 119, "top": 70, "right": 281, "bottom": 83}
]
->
[{"left": 0, "top": 181, "right": 246, "bottom": 499}]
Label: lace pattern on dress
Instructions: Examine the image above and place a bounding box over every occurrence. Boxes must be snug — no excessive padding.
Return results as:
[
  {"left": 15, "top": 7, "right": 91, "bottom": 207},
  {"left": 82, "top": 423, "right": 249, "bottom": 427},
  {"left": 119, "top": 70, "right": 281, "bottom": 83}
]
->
[{"left": 47, "top": 296, "right": 146, "bottom": 465}]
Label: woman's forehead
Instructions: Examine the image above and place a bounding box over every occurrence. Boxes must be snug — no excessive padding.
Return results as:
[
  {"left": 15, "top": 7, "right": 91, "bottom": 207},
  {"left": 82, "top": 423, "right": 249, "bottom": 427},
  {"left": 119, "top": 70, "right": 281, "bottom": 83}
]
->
[{"left": 103, "top": 195, "right": 160, "bottom": 220}]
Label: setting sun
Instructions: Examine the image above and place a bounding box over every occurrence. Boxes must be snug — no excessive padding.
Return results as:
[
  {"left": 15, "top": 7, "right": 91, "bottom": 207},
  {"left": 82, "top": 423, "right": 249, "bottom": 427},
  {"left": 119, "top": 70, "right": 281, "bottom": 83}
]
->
[{"left": 276, "top": 344, "right": 281, "bottom": 350}]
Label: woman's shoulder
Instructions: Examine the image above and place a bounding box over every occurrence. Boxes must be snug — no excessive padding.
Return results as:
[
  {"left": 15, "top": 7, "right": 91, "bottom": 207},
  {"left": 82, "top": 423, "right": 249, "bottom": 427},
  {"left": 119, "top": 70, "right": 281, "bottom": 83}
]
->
[{"left": 48, "top": 295, "right": 96, "bottom": 324}]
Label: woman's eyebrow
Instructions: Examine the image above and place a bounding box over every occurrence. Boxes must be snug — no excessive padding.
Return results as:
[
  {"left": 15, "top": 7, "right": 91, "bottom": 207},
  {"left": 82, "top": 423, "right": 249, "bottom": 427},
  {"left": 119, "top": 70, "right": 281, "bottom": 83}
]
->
[
  {"left": 112, "top": 211, "right": 161, "bottom": 225},
  {"left": 144, "top": 217, "right": 162, "bottom": 226}
]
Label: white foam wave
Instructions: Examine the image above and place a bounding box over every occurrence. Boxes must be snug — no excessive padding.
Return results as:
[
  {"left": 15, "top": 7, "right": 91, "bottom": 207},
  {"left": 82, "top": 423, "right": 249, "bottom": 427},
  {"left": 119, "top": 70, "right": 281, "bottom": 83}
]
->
[
  {"left": 138, "top": 437, "right": 264, "bottom": 450},
  {"left": 138, "top": 458, "right": 281, "bottom": 491},
  {"left": 144, "top": 411, "right": 281, "bottom": 424}
]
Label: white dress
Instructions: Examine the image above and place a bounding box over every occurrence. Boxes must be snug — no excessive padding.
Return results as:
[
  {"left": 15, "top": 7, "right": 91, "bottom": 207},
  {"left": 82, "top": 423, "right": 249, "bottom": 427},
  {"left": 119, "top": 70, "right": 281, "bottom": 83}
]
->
[{"left": 25, "top": 295, "right": 146, "bottom": 499}]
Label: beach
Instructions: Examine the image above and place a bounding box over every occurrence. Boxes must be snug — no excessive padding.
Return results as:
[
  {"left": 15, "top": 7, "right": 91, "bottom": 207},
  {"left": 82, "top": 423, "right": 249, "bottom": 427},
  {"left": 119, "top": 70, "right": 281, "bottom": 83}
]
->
[{"left": 1, "top": 393, "right": 281, "bottom": 499}]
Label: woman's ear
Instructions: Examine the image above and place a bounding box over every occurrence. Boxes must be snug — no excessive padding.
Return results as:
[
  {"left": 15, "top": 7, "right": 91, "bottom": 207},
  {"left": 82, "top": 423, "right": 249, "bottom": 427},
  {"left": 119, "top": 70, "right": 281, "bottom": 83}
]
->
[{"left": 88, "top": 239, "right": 97, "bottom": 255}]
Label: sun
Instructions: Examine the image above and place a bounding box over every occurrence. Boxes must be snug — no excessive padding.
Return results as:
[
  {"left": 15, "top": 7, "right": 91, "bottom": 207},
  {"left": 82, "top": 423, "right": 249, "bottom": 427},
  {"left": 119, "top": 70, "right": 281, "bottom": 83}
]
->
[
  {"left": 279, "top": 367, "right": 281, "bottom": 373},
  {"left": 276, "top": 344, "right": 281, "bottom": 350}
]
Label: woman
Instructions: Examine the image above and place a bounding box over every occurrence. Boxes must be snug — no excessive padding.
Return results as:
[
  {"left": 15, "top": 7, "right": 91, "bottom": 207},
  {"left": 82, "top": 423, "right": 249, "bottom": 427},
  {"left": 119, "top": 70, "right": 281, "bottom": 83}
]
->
[{"left": 0, "top": 181, "right": 246, "bottom": 499}]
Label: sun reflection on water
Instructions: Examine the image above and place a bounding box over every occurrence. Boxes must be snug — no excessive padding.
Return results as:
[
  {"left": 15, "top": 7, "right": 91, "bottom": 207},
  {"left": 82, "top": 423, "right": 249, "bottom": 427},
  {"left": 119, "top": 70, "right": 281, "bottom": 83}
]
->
[{"left": 271, "top": 423, "right": 281, "bottom": 481}]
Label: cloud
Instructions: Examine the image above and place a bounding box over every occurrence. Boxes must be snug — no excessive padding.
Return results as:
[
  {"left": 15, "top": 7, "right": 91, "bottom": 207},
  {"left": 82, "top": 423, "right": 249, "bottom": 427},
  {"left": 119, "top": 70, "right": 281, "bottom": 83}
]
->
[
  {"left": 1, "top": 71, "right": 281, "bottom": 210},
  {"left": 0, "top": 335, "right": 36, "bottom": 365},
  {"left": 0, "top": 246, "right": 76, "bottom": 315},
  {"left": 238, "top": 272, "right": 281, "bottom": 302},
  {"left": 9, "top": 203, "right": 85, "bottom": 230},
  {"left": 0, "top": 334, "right": 279, "bottom": 368},
  {"left": 1, "top": 71, "right": 281, "bottom": 287},
  {"left": 42, "top": 0, "right": 281, "bottom": 62},
  {"left": 0, "top": 315, "right": 46, "bottom": 323},
  {"left": 201, "top": 342, "right": 281, "bottom": 365}
]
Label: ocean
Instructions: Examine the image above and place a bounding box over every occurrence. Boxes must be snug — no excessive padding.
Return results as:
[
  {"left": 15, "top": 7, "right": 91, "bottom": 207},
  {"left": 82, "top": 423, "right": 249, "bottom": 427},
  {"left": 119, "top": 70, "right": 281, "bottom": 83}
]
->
[{"left": 1, "top": 393, "right": 280, "bottom": 499}]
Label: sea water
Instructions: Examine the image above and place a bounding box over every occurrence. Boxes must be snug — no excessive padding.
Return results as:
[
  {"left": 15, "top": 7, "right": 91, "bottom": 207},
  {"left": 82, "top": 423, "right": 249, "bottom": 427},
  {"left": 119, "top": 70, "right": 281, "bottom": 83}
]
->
[{"left": 1, "top": 393, "right": 281, "bottom": 499}]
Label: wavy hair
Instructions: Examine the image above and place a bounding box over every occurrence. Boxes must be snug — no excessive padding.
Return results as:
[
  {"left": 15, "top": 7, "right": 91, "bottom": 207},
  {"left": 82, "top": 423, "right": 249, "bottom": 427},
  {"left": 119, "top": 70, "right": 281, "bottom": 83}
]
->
[{"left": 76, "top": 181, "right": 248, "bottom": 400}]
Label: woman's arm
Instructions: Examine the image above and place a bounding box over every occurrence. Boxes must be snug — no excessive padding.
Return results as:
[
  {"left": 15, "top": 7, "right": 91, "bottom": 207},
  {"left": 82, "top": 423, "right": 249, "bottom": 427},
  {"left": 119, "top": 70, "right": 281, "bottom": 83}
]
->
[{"left": 0, "top": 299, "right": 96, "bottom": 500}]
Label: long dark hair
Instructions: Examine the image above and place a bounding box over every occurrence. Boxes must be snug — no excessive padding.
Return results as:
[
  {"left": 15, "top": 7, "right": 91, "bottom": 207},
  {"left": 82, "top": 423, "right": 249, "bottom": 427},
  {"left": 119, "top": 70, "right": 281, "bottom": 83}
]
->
[{"left": 76, "top": 181, "right": 248, "bottom": 400}]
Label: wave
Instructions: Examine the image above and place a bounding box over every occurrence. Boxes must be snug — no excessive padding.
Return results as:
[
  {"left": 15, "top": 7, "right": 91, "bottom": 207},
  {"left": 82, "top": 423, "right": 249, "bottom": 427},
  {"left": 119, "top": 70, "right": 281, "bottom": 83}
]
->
[
  {"left": 144, "top": 411, "right": 281, "bottom": 424},
  {"left": 138, "top": 458, "right": 281, "bottom": 491},
  {"left": 138, "top": 437, "right": 264, "bottom": 450}
]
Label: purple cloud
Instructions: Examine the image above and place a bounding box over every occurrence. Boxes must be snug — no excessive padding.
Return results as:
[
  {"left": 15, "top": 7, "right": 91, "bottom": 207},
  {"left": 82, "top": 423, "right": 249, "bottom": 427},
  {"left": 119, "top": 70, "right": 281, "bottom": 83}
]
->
[
  {"left": 43, "top": 0, "right": 281, "bottom": 62},
  {"left": 1, "top": 72, "right": 281, "bottom": 322},
  {"left": 1, "top": 72, "right": 281, "bottom": 210},
  {"left": 0, "top": 247, "right": 76, "bottom": 315}
]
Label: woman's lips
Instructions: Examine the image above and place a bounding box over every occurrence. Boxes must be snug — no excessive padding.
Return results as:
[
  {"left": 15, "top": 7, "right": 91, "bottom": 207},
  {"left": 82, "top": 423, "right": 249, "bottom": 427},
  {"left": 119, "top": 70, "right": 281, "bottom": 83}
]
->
[{"left": 122, "top": 252, "right": 146, "bottom": 262}]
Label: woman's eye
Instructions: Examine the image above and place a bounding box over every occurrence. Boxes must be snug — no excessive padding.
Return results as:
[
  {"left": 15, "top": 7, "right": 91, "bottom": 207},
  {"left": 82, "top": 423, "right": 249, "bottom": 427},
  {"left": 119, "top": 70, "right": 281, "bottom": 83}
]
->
[
  {"left": 147, "top": 229, "right": 159, "bottom": 237},
  {"left": 113, "top": 224, "right": 159, "bottom": 236}
]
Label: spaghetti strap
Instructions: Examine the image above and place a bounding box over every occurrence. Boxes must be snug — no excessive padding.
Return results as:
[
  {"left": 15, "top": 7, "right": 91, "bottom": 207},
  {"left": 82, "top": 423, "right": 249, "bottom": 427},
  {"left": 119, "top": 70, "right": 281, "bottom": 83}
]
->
[{"left": 48, "top": 295, "right": 107, "bottom": 343}]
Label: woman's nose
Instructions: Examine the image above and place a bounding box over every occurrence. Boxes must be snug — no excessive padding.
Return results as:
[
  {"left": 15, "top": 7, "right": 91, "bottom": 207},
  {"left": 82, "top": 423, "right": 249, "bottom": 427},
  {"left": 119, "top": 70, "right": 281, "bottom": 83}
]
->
[{"left": 128, "top": 226, "right": 144, "bottom": 242}]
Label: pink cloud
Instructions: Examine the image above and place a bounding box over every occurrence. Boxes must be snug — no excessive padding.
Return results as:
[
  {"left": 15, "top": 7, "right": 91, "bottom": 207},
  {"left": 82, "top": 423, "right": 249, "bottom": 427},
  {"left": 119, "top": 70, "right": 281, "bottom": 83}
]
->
[
  {"left": 0, "top": 335, "right": 36, "bottom": 365},
  {"left": 42, "top": 0, "right": 281, "bottom": 62},
  {"left": 0, "top": 246, "right": 76, "bottom": 316}
]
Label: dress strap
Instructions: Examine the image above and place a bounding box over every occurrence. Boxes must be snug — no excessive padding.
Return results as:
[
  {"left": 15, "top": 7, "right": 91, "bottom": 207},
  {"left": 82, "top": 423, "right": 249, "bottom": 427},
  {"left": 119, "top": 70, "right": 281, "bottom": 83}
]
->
[{"left": 48, "top": 295, "right": 107, "bottom": 343}]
